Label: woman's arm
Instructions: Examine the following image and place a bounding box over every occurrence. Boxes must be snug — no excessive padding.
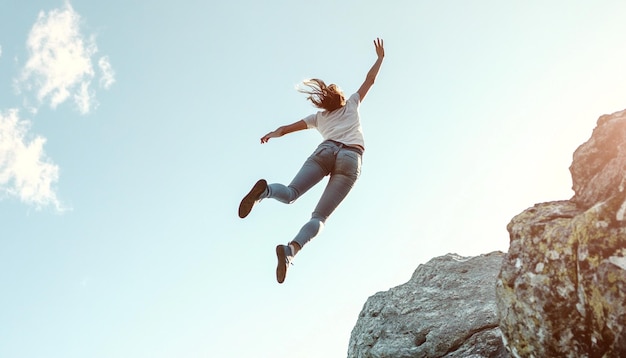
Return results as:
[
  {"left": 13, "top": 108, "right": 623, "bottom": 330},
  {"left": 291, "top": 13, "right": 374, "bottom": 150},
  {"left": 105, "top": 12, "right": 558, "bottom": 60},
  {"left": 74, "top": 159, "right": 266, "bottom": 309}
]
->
[
  {"left": 357, "top": 38, "right": 385, "bottom": 102},
  {"left": 260, "top": 120, "right": 308, "bottom": 144}
]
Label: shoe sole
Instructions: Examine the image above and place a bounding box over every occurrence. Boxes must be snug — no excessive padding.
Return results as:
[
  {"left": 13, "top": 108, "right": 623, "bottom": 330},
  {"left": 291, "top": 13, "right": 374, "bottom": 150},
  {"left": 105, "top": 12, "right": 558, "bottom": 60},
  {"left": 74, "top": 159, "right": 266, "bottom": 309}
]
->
[
  {"left": 238, "top": 179, "right": 267, "bottom": 218},
  {"left": 276, "top": 245, "right": 287, "bottom": 284}
]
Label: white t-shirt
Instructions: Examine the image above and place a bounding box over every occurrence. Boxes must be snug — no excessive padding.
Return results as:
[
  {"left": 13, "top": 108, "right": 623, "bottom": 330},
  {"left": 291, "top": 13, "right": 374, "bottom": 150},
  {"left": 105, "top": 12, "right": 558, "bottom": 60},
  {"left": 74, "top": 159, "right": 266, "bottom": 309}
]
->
[{"left": 302, "top": 92, "right": 365, "bottom": 149}]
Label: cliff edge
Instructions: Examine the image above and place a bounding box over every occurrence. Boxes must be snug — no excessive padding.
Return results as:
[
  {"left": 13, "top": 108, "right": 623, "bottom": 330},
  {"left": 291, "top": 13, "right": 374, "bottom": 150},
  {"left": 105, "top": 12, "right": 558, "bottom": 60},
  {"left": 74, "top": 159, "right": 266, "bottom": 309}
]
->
[{"left": 348, "top": 252, "right": 508, "bottom": 358}]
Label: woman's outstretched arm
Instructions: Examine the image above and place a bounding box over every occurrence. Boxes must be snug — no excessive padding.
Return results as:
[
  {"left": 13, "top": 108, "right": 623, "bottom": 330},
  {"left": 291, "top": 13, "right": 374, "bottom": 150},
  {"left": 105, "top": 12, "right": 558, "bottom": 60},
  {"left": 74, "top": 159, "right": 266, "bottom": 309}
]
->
[
  {"left": 260, "top": 120, "right": 307, "bottom": 143},
  {"left": 357, "top": 38, "right": 385, "bottom": 102}
]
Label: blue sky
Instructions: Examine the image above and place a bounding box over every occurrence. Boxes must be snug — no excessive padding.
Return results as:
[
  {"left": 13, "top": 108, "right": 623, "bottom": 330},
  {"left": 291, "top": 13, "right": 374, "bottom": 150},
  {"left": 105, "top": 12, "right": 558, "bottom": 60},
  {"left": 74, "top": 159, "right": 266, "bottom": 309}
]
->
[{"left": 2, "top": 1, "right": 626, "bottom": 357}]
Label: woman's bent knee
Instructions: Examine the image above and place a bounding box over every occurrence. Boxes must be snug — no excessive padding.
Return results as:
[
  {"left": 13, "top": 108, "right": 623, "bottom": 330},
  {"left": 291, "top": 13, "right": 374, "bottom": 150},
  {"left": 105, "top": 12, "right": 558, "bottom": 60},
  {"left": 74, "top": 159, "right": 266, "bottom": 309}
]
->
[{"left": 267, "top": 183, "right": 300, "bottom": 204}]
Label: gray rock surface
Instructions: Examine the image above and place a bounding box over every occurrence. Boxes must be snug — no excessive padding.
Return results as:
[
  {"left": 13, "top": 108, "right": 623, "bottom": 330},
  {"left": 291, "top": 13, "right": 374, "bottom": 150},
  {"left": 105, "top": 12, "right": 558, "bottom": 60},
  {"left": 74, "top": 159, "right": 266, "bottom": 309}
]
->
[{"left": 348, "top": 252, "right": 509, "bottom": 358}]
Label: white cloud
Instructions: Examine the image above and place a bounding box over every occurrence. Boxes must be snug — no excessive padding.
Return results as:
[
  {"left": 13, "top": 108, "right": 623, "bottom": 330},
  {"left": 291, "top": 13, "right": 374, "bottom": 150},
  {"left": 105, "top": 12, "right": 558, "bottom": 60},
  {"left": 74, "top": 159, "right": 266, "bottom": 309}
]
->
[
  {"left": 74, "top": 81, "right": 94, "bottom": 114},
  {"left": 0, "top": 109, "right": 62, "bottom": 210},
  {"left": 98, "top": 56, "right": 115, "bottom": 89},
  {"left": 17, "top": 1, "right": 114, "bottom": 114}
]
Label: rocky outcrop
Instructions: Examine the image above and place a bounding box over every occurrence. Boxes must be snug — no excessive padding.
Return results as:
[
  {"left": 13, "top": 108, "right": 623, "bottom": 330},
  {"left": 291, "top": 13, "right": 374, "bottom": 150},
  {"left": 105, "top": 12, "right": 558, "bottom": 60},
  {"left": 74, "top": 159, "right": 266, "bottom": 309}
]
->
[
  {"left": 348, "top": 109, "right": 626, "bottom": 358},
  {"left": 570, "top": 109, "right": 626, "bottom": 210},
  {"left": 348, "top": 252, "right": 509, "bottom": 358},
  {"left": 496, "top": 109, "right": 626, "bottom": 357}
]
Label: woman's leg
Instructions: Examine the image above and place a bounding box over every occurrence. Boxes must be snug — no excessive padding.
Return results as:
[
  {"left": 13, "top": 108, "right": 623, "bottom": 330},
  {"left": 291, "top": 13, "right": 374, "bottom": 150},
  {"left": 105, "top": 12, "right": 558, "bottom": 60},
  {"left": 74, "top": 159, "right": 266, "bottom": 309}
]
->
[
  {"left": 275, "top": 147, "right": 361, "bottom": 283},
  {"left": 291, "top": 149, "right": 361, "bottom": 249},
  {"left": 264, "top": 144, "right": 333, "bottom": 204},
  {"left": 240, "top": 145, "right": 332, "bottom": 218}
]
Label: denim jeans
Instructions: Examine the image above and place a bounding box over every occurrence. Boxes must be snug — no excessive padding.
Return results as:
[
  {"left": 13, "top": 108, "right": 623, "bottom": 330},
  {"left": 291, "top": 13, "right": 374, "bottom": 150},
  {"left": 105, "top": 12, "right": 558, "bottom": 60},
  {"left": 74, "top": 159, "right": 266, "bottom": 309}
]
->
[{"left": 262, "top": 140, "right": 362, "bottom": 248}]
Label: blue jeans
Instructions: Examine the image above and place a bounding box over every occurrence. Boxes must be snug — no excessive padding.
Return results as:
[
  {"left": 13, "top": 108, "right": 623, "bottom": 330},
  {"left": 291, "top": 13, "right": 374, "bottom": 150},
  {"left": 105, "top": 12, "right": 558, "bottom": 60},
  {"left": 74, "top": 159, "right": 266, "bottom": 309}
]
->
[{"left": 262, "top": 140, "right": 362, "bottom": 249}]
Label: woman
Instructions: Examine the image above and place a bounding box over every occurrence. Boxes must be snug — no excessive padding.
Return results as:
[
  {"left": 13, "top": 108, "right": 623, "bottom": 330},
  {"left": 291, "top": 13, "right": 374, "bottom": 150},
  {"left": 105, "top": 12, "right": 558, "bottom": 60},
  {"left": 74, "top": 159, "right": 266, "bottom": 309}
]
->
[{"left": 239, "top": 38, "right": 385, "bottom": 284}]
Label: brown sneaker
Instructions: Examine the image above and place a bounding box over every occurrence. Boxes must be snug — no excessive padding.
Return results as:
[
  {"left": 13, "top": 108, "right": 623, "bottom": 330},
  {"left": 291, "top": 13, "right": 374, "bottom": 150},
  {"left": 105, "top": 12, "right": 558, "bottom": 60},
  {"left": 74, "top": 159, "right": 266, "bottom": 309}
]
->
[
  {"left": 275, "top": 244, "right": 294, "bottom": 284},
  {"left": 238, "top": 179, "right": 267, "bottom": 218}
]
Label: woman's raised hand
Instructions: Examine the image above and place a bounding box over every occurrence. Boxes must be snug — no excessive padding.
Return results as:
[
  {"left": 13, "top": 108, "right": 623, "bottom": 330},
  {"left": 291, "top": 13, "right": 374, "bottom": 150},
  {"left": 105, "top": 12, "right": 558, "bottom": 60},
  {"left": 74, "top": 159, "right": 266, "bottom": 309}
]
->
[{"left": 374, "top": 38, "right": 384, "bottom": 59}]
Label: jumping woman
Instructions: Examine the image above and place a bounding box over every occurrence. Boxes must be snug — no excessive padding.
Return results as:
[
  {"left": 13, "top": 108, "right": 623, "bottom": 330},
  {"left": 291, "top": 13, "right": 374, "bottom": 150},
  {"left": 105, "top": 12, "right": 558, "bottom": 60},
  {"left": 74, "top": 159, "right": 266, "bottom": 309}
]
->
[{"left": 239, "top": 38, "right": 385, "bottom": 284}]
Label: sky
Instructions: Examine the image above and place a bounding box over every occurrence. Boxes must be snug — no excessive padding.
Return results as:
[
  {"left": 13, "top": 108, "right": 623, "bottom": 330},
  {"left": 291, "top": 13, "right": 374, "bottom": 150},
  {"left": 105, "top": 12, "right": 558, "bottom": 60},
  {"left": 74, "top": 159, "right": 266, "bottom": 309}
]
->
[{"left": 2, "top": 1, "right": 626, "bottom": 357}]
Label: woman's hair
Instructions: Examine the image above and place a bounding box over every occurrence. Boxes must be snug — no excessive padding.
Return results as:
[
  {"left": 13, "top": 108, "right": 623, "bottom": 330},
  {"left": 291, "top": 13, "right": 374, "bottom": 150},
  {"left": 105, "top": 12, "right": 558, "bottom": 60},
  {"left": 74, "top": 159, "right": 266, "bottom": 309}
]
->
[{"left": 298, "top": 79, "right": 346, "bottom": 112}]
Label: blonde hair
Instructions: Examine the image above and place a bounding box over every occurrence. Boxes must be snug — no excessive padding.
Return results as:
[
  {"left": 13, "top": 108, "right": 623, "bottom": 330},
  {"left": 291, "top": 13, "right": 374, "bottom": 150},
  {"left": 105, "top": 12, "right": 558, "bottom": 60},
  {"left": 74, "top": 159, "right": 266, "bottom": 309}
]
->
[{"left": 298, "top": 79, "right": 346, "bottom": 112}]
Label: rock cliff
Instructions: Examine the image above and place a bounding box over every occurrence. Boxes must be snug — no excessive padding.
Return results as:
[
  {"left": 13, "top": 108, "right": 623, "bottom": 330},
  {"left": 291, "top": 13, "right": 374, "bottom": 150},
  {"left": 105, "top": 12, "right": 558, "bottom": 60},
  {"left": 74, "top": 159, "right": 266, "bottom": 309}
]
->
[
  {"left": 348, "top": 109, "right": 626, "bottom": 358},
  {"left": 348, "top": 252, "right": 509, "bottom": 358},
  {"left": 496, "top": 109, "right": 626, "bottom": 357}
]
